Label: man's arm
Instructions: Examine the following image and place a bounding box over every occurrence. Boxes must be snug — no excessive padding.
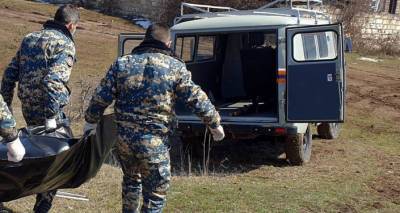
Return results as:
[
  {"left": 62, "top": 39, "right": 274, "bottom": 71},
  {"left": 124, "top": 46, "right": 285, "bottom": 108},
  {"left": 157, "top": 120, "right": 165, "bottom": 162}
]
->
[
  {"left": 176, "top": 66, "right": 221, "bottom": 129},
  {"left": 0, "top": 94, "right": 25, "bottom": 162},
  {"left": 85, "top": 62, "right": 118, "bottom": 124},
  {"left": 0, "top": 95, "right": 18, "bottom": 142},
  {"left": 1, "top": 50, "right": 21, "bottom": 108},
  {"left": 42, "top": 43, "right": 75, "bottom": 119}
]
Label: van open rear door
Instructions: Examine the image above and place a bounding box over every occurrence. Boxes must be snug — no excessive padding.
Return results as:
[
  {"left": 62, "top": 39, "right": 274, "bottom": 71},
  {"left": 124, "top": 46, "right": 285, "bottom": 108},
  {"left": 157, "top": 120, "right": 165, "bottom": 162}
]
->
[
  {"left": 286, "top": 24, "right": 345, "bottom": 122},
  {"left": 118, "top": 33, "right": 145, "bottom": 57}
]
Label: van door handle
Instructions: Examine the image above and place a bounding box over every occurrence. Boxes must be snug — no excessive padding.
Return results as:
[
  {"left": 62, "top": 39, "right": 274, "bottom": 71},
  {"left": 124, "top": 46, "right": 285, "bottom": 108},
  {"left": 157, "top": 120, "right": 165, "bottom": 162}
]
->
[{"left": 327, "top": 74, "right": 333, "bottom": 82}]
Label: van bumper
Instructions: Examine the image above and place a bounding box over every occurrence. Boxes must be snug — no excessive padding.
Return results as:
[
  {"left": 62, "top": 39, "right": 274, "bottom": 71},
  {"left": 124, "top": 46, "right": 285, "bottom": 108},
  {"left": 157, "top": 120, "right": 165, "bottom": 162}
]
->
[{"left": 176, "top": 122, "right": 298, "bottom": 140}]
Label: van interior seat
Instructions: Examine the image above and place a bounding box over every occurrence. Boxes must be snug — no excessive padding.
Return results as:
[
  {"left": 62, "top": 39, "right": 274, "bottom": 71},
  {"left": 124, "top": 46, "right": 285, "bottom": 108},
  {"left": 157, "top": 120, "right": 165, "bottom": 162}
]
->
[
  {"left": 220, "top": 34, "right": 246, "bottom": 100},
  {"left": 240, "top": 47, "right": 277, "bottom": 107}
]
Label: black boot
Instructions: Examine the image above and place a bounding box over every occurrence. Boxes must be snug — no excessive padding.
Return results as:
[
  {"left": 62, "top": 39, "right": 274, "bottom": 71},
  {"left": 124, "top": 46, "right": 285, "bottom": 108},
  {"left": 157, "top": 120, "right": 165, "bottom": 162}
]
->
[
  {"left": 33, "top": 190, "right": 57, "bottom": 213},
  {"left": 33, "top": 201, "right": 52, "bottom": 213}
]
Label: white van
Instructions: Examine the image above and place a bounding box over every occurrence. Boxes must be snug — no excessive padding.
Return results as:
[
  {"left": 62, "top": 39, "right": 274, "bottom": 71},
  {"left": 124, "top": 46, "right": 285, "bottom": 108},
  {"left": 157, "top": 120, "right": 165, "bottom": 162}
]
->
[{"left": 118, "top": 0, "right": 346, "bottom": 165}]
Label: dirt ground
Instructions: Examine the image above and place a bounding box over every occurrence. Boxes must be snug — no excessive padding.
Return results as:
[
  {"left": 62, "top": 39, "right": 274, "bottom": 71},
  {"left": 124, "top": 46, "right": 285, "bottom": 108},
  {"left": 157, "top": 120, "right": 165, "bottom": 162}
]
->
[
  {"left": 346, "top": 56, "right": 400, "bottom": 121},
  {"left": 343, "top": 55, "right": 400, "bottom": 211},
  {"left": 0, "top": 1, "right": 399, "bottom": 212}
]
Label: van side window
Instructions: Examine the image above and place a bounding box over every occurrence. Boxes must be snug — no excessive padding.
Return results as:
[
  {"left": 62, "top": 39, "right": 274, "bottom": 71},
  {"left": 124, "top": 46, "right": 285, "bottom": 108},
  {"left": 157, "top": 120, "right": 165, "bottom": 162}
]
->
[
  {"left": 196, "top": 36, "right": 215, "bottom": 61},
  {"left": 293, "top": 31, "right": 338, "bottom": 61},
  {"left": 246, "top": 32, "right": 276, "bottom": 49},
  {"left": 175, "top": 36, "right": 195, "bottom": 62}
]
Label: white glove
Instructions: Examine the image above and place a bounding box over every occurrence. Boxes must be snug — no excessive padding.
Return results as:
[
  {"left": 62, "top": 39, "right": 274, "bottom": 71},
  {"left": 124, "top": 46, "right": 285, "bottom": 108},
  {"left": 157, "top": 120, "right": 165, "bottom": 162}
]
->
[
  {"left": 45, "top": 118, "right": 57, "bottom": 130},
  {"left": 7, "top": 138, "right": 26, "bottom": 162},
  {"left": 210, "top": 125, "right": 225, "bottom": 141},
  {"left": 83, "top": 122, "right": 97, "bottom": 135}
]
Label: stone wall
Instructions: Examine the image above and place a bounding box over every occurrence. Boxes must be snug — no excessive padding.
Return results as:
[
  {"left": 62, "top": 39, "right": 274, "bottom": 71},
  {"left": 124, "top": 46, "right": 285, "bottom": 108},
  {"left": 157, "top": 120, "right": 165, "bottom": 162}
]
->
[
  {"left": 358, "top": 13, "right": 400, "bottom": 39},
  {"left": 324, "top": 6, "right": 400, "bottom": 39},
  {"left": 354, "top": 13, "right": 400, "bottom": 52},
  {"left": 44, "top": 0, "right": 167, "bottom": 21},
  {"left": 45, "top": 0, "right": 76, "bottom": 3},
  {"left": 321, "top": 5, "right": 400, "bottom": 51},
  {"left": 81, "top": 0, "right": 167, "bottom": 21},
  {"left": 383, "top": 0, "right": 400, "bottom": 14},
  {"left": 112, "top": 0, "right": 166, "bottom": 20}
]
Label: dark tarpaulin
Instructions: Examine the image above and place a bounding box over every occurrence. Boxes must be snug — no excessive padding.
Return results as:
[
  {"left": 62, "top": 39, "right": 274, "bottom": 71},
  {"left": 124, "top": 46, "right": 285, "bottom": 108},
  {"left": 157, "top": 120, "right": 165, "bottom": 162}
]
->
[{"left": 0, "top": 114, "right": 117, "bottom": 202}]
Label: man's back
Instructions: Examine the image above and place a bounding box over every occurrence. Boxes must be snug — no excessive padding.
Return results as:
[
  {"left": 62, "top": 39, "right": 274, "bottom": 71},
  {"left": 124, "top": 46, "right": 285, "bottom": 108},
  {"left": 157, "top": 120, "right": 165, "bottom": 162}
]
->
[
  {"left": 112, "top": 52, "right": 186, "bottom": 136},
  {"left": 1, "top": 21, "right": 75, "bottom": 125},
  {"left": 18, "top": 30, "right": 71, "bottom": 101}
]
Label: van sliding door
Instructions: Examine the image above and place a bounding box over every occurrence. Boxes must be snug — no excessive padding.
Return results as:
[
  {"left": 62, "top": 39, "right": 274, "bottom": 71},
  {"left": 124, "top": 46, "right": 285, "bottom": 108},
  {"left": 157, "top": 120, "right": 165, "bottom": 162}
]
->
[{"left": 286, "top": 24, "right": 345, "bottom": 122}]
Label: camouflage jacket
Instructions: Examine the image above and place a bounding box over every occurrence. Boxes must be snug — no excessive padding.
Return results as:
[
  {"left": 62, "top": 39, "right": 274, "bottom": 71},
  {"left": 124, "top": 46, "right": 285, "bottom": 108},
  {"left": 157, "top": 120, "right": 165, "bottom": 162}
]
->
[
  {"left": 0, "top": 20, "right": 75, "bottom": 125},
  {"left": 85, "top": 40, "right": 221, "bottom": 141},
  {"left": 0, "top": 95, "right": 17, "bottom": 142}
]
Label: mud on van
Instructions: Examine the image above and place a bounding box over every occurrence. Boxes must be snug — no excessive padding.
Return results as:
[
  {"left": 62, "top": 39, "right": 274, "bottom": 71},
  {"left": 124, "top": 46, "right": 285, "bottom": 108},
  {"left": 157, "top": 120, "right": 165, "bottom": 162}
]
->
[{"left": 118, "top": 0, "right": 346, "bottom": 165}]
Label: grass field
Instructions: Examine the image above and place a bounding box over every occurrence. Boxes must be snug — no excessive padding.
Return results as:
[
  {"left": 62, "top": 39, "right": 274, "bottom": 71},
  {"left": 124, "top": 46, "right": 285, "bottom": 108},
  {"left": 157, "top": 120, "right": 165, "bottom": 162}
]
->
[{"left": 1, "top": 1, "right": 400, "bottom": 212}]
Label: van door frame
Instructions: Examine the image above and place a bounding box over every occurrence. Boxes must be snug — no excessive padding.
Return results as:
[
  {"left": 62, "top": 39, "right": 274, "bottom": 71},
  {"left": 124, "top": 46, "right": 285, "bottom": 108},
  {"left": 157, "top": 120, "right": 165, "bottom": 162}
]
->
[
  {"left": 172, "top": 28, "right": 282, "bottom": 125},
  {"left": 118, "top": 33, "right": 145, "bottom": 57}
]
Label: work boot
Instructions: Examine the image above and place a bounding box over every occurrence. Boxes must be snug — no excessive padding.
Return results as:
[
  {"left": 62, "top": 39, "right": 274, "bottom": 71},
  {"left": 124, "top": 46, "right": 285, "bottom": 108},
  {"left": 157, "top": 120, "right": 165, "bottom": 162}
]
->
[
  {"left": 33, "top": 190, "right": 57, "bottom": 213},
  {"left": 33, "top": 201, "right": 52, "bottom": 213}
]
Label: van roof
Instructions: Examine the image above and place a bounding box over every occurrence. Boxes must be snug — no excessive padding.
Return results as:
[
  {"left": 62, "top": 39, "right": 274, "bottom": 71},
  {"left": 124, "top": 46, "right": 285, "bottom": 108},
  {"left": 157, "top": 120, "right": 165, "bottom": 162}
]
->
[{"left": 171, "top": 8, "right": 330, "bottom": 33}]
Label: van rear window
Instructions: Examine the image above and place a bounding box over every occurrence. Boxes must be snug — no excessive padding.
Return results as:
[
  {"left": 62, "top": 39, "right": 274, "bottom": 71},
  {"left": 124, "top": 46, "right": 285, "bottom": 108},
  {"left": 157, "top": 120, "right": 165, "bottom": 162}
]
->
[{"left": 293, "top": 31, "right": 338, "bottom": 62}]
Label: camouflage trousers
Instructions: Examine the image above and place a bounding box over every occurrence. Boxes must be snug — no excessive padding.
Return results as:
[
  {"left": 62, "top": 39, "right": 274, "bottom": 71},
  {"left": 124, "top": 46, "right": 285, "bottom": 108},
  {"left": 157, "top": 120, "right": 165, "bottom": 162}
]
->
[{"left": 116, "top": 138, "right": 171, "bottom": 213}]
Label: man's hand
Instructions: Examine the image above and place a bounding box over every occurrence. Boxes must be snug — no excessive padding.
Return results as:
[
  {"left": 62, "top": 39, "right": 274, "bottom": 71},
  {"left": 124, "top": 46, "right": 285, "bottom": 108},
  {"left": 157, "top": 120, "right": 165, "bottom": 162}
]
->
[
  {"left": 7, "top": 138, "right": 26, "bottom": 162},
  {"left": 210, "top": 125, "right": 225, "bottom": 141},
  {"left": 83, "top": 122, "right": 97, "bottom": 136},
  {"left": 45, "top": 118, "right": 57, "bottom": 130}
]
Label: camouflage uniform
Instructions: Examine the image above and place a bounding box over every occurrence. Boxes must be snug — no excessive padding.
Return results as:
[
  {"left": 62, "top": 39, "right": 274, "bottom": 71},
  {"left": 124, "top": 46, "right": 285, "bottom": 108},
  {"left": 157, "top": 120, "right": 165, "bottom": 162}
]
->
[
  {"left": 0, "top": 95, "right": 18, "bottom": 143},
  {"left": 0, "top": 20, "right": 75, "bottom": 212},
  {"left": 85, "top": 39, "right": 221, "bottom": 213},
  {"left": 1, "top": 20, "right": 75, "bottom": 126}
]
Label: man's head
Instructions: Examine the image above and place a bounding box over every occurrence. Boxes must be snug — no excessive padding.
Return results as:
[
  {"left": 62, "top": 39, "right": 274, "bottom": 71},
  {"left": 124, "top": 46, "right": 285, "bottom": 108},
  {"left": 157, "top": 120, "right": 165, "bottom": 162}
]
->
[
  {"left": 145, "top": 23, "right": 171, "bottom": 47},
  {"left": 54, "top": 4, "right": 80, "bottom": 35}
]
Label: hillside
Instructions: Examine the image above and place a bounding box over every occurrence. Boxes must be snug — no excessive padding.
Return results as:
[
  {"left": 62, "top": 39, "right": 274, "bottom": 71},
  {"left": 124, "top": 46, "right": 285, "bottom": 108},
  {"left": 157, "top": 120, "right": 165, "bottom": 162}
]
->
[{"left": 1, "top": 1, "right": 400, "bottom": 212}]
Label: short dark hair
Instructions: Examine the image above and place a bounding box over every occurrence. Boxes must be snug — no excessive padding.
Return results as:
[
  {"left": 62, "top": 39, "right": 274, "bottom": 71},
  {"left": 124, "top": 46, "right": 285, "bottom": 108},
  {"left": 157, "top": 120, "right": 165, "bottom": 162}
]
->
[
  {"left": 145, "top": 23, "right": 171, "bottom": 43},
  {"left": 54, "top": 4, "right": 80, "bottom": 25}
]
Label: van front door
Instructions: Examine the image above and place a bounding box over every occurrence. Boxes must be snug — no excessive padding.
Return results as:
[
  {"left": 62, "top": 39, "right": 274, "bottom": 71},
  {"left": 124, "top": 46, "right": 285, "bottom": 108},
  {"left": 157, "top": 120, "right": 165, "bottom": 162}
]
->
[
  {"left": 286, "top": 24, "right": 345, "bottom": 122},
  {"left": 118, "top": 33, "right": 145, "bottom": 57}
]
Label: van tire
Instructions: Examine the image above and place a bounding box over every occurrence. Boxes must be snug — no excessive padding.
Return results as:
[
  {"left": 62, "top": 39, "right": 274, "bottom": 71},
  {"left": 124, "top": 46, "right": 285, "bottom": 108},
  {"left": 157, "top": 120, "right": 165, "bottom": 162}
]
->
[
  {"left": 285, "top": 125, "right": 312, "bottom": 166},
  {"left": 317, "top": 123, "right": 342, "bottom": 139}
]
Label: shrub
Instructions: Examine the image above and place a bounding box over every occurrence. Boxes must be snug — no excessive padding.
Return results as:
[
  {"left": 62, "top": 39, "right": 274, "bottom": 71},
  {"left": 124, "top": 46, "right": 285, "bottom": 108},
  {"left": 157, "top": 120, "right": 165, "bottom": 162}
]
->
[{"left": 162, "top": 0, "right": 269, "bottom": 24}]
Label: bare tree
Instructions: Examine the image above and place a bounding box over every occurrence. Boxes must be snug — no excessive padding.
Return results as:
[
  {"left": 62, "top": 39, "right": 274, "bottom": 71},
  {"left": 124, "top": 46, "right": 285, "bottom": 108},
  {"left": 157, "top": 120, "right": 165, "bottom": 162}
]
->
[{"left": 162, "top": 0, "right": 271, "bottom": 24}]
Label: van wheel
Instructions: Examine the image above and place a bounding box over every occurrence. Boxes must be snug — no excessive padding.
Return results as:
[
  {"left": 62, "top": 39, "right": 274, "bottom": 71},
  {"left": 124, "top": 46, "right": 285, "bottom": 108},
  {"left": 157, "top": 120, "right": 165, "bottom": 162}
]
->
[
  {"left": 285, "top": 125, "right": 312, "bottom": 166},
  {"left": 317, "top": 123, "right": 342, "bottom": 139}
]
